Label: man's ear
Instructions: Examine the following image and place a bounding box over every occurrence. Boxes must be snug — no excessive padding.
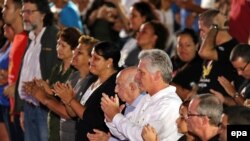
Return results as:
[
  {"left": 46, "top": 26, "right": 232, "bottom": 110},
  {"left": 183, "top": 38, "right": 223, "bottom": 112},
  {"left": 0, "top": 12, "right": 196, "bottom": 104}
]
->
[
  {"left": 107, "top": 58, "right": 113, "bottom": 67},
  {"left": 129, "top": 82, "right": 136, "bottom": 91},
  {"left": 152, "top": 35, "right": 158, "bottom": 44},
  {"left": 154, "top": 71, "right": 162, "bottom": 81},
  {"left": 202, "top": 116, "right": 210, "bottom": 126}
]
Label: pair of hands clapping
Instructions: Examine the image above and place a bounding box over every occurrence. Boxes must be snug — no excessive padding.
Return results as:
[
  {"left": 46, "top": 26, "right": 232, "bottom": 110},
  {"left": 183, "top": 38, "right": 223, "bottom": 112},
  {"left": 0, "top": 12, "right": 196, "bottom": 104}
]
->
[{"left": 23, "top": 78, "right": 74, "bottom": 105}]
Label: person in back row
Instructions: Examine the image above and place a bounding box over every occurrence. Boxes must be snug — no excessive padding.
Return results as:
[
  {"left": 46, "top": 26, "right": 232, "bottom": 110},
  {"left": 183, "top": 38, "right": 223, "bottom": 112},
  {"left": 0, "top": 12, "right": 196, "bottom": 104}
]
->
[
  {"left": 197, "top": 9, "right": 243, "bottom": 105},
  {"left": 124, "top": 20, "right": 168, "bottom": 67},
  {"left": 171, "top": 28, "right": 203, "bottom": 101},
  {"left": 210, "top": 44, "right": 250, "bottom": 106}
]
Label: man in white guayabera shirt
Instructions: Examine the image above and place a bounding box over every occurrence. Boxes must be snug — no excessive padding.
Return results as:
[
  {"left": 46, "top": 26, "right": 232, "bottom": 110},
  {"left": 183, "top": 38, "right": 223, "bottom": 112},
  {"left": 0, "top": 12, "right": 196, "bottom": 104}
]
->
[{"left": 101, "top": 49, "right": 183, "bottom": 141}]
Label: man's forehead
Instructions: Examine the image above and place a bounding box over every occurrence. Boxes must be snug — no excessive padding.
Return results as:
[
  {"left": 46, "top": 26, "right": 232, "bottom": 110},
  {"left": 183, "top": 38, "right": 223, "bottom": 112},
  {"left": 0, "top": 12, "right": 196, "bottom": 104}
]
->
[{"left": 189, "top": 98, "right": 200, "bottom": 111}]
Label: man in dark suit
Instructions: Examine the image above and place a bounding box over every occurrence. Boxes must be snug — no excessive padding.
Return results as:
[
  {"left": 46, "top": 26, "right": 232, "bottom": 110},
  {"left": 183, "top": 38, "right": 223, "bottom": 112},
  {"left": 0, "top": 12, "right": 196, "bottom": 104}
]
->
[{"left": 14, "top": 0, "right": 58, "bottom": 141}]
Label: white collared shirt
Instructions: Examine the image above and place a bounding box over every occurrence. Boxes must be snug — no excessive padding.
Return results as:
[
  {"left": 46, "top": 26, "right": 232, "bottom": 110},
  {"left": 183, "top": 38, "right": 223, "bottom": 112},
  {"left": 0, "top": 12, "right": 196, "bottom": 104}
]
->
[
  {"left": 107, "top": 85, "right": 182, "bottom": 141},
  {"left": 108, "top": 93, "right": 145, "bottom": 141},
  {"left": 18, "top": 27, "right": 46, "bottom": 106}
]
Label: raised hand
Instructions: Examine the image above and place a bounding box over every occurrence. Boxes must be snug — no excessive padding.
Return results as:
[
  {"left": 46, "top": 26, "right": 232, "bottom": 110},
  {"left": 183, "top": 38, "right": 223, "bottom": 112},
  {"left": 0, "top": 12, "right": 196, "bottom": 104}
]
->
[
  {"left": 101, "top": 93, "right": 120, "bottom": 121},
  {"left": 34, "top": 78, "right": 53, "bottom": 95},
  {"left": 52, "top": 82, "right": 74, "bottom": 105}
]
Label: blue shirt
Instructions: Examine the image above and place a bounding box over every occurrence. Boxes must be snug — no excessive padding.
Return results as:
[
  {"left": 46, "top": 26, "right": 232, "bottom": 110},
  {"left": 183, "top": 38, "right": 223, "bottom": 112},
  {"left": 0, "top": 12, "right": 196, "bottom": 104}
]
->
[
  {"left": 0, "top": 44, "right": 11, "bottom": 106},
  {"left": 124, "top": 92, "right": 146, "bottom": 115},
  {"left": 59, "top": 1, "right": 83, "bottom": 32}
]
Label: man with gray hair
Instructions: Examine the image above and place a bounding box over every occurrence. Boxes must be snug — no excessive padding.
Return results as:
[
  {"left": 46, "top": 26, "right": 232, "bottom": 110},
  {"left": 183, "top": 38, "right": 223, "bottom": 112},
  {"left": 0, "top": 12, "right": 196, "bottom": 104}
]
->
[
  {"left": 187, "top": 94, "right": 223, "bottom": 141},
  {"left": 101, "top": 49, "right": 182, "bottom": 140},
  {"left": 14, "top": 0, "right": 58, "bottom": 141}
]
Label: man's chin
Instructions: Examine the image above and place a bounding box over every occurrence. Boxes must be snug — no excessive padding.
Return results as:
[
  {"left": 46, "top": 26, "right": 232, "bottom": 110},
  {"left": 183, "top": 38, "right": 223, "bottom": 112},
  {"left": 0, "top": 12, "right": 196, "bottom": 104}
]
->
[{"left": 24, "top": 24, "right": 36, "bottom": 31}]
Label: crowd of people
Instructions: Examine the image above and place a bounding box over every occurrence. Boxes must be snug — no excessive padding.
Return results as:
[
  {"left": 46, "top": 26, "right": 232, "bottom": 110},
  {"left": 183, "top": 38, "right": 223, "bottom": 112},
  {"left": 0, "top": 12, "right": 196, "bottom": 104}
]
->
[{"left": 0, "top": 0, "right": 250, "bottom": 141}]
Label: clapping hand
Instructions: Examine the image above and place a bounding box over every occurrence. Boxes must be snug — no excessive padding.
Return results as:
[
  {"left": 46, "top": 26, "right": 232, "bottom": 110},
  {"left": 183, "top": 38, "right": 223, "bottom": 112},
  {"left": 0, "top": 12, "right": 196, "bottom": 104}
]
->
[
  {"left": 52, "top": 82, "right": 74, "bottom": 105},
  {"left": 101, "top": 93, "right": 120, "bottom": 122}
]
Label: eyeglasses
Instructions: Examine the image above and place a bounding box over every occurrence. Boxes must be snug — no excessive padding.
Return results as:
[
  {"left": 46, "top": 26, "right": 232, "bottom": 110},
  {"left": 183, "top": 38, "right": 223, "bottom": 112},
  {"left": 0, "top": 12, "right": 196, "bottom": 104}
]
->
[
  {"left": 187, "top": 113, "right": 206, "bottom": 118},
  {"left": 242, "top": 61, "right": 249, "bottom": 71},
  {"left": 237, "top": 61, "right": 249, "bottom": 72},
  {"left": 20, "top": 9, "right": 39, "bottom": 15}
]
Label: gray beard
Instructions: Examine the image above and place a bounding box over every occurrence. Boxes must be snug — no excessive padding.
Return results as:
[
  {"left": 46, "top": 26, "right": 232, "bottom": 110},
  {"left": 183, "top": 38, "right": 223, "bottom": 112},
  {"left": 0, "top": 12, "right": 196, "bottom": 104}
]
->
[{"left": 23, "top": 22, "right": 37, "bottom": 31}]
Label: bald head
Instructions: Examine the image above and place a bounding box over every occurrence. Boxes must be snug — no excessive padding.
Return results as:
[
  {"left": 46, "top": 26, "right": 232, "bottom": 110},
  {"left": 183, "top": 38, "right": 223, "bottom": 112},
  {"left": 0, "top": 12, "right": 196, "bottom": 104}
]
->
[
  {"left": 118, "top": 67, "right": 138, "bottom": 85},
  {"left": 115, "top": 67, "right": 141, "bottom": 104}
]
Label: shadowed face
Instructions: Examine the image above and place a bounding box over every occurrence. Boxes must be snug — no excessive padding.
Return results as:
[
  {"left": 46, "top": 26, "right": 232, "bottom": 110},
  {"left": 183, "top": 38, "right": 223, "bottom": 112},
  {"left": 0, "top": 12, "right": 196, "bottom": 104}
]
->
[
  {"left": 176, "top": 34, "right": 197, "bottom": 62},
  {"left": 198, "top": 20, "right": 210, "bottom": 41},
  {"left": 136, "top": 23, "right": 156, "bottom": 49},
  {"left": 129, "top": 7, "right": 145, "bottom": 31},
  {"left": 176, "top": 105, "right": 188, "bottom": 134},
  {"left": 3, "top": 24, "right": 15, "bottom": 41},
  {"left": 231, "top": 57, "right": 250, "bottom": 79},
  {"left": 2, "top": 0, "right": 20, "bottom": 25}
]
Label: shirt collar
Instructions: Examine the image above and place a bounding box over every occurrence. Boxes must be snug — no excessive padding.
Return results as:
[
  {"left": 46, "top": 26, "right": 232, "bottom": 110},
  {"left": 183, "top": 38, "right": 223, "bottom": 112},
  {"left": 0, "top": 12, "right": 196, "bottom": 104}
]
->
[
  {"left": 29, "top": 27, "right": 46, "bottom": 42},
  {"left": 126, "top": 92, "right": 146, "bottom": 108},
  {"left": 145, "top": 85, "right": 176, "bottom": 102}
]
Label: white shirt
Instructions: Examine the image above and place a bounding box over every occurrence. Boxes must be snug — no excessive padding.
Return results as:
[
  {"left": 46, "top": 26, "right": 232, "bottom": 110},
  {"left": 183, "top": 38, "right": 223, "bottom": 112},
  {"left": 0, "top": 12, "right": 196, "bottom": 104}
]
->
[
  {"left": 119, "top": 37, "right": 137, "bottom": 67},
  {"left": 80, "top": 83, "right": 101, "bottom": 105},
  {"left": 18, "top": 28, "right": 46, "bottom": 106},
  {"left": 108, "top": 93, "right": 145, "bottom": 141},
  {"left": 106, "top": 86, "right": 182, "bottom": 141}
]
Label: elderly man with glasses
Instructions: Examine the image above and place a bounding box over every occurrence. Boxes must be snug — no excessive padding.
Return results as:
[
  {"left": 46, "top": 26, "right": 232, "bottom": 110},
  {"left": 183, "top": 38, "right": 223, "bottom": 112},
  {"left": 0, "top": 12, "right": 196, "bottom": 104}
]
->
[{"left": 186, "top": 94, "right": 223, "bottom": 141}]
